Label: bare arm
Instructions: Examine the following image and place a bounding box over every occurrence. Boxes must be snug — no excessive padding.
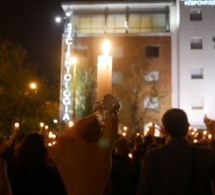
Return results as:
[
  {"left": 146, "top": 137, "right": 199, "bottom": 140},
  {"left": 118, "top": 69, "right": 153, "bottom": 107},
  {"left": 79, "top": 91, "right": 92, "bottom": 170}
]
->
[
  {"left": 52, "top": 114, "right": 118, "bottom": 195},
  {"left": 0, "top": 159, "right": 12, "bottom": 195}
]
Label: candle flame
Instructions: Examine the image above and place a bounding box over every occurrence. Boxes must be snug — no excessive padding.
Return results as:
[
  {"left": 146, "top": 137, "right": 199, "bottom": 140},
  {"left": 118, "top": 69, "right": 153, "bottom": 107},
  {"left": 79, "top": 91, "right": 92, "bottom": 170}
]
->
[{"left": 102, "top": 40, "right": 110, "bottom": 54}]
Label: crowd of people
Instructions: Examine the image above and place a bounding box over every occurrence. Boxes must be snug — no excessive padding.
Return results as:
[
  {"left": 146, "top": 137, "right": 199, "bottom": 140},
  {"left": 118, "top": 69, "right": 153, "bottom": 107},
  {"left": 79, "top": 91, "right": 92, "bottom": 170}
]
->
[{"left": 1, "top": 109, "right": 215, "bottom": 195}]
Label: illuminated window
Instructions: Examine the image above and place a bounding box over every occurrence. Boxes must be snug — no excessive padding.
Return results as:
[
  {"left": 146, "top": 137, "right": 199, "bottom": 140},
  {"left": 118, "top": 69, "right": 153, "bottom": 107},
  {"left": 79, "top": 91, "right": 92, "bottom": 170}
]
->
[
  {"left": 145, "top": 46, "right": 159, "bottom": 58},
  {"left": 191, "top": 38, "right": 203, "bottom": 49},
  {"left": 191, "top": 67, "right": 203, "bottom": 79},
  {"left": 144, "top": 96, "right": 159, "bottom": 110},
  {"left": 145, "top": 71, "right": 159, "bottom": 82},
  {"left": 191, "top": 97, "right": 204, "bottom": 110},
  {"left": 190, "top": 9, "right": 202, "bottom": 21},
  {"left": 152, "top": 15, "right": 166, "bottom": 32},
  {"left": 106, "top": 15, "right": 126, "bottom": 33}
]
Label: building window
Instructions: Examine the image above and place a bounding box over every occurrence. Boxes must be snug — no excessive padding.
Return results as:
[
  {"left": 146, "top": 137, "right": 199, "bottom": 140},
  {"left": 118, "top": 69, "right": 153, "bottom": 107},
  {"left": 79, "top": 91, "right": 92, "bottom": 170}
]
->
[
  {"left": 145, "top": 46, "right": 159, "bottom": 58},
  {"left": 190, "top": 9, "right": 202, "bottom": 21},
  {"left": 144, "top": 96, "right": 159, "bottom": 110},
  {"left": 191, "top": 67, "right": 203, "bottom": 79},
  {"left": 145, "top": 71, "right": 159, "bottom": 82},
  {"left": 190, "top": 38, "right": 203, "bottom": 49},
  {"left": 191, "top": 97, "right": 204, "bottom": 110}
]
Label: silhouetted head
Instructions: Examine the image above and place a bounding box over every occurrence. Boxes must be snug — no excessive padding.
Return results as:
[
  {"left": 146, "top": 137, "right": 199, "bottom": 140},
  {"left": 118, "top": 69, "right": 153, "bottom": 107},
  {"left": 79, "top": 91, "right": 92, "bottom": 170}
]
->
[
  {"left": 15, "top": 132, "right": 47, "bottom": 164},
  {"left": 114, "top": 138, "right": 130, "bottom": 156},
  {"left": 162, "top": 108, "right": 189, "bottom": 138}
]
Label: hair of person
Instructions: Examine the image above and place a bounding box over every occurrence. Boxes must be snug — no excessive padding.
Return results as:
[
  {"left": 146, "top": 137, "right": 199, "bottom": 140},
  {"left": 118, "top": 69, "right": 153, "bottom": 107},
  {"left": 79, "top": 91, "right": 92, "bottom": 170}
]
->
[
  {"left": 114, "top": 137, "right": 130, "bottom": 156},
  {"left": 162, "top": 108, "right": 189, "bottom": 137}
]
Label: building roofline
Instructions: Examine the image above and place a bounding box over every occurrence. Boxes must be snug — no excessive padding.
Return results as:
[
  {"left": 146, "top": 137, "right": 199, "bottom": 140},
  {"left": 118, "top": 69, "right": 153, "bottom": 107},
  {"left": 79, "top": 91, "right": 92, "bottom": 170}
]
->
[{"left": 61, "top": 1, "right": 176, "bottom": 13}]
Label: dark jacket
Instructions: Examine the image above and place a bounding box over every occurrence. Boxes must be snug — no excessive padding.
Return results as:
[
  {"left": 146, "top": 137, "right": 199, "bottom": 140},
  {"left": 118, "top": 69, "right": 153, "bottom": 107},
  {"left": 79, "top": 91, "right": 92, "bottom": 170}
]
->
[
  {"left": 110, "top": 154, "right": 138, "bottom": 195},
  {"left": 137, "top": 137, "right": 215, "bottom": 195}
]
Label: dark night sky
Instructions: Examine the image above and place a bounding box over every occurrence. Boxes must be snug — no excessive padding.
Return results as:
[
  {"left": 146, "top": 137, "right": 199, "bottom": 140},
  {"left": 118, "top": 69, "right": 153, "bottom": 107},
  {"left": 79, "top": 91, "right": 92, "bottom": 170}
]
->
[
  {"left": 0, "top": 0, "right": 162, "bottom": 82},
  {"left": 0, "top": 0, "right": 65, "bottom": 83},
  {"left": 0, "top": 0, "right": 114, "bottom": 83}
]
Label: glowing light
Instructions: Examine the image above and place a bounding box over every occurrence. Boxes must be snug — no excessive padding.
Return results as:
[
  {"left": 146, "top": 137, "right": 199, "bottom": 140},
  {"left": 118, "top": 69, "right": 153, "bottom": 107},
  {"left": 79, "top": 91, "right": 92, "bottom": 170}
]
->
[
  {"left": 55, "top": 16, "right": 62, "bottom": 23},
  {"left": 136, "top": 132, "right": 140, "bottom": 136},
  {"left": 68, "top": 121, "right": 74, "bottom": 127},
  {"left": 191, "top": 132, "right": 195, "bottom": 135},
  {"left": 40, "top": 122, "right": 44, "bottom": 128},
  {"left": 148, "top": 122, "right": 153, "bottom": 127},
  {"left": 14, "top": 123, "right": 19, "bottom": 129},
  {"left": 65, "top": 11, "right": 71, "bottom": 17},
  {"left": 194, "top": 128, "right": 197, "bottom": 132},
  {"left": 194, "top": 139, "right": 198, "bottom": 143},
  {"left": 208, "top": 134, "right": 212, "bottom": 139},
  {"left": 48, "top": 143, "right": 52, "bottom": 147},
  {"left": 122, "top": 132, "right": 126, "bottom": 137},
  {"left": 128, "top": 153, "right": 133, "bottom": 159},
  {"left": 102, "top": 40, "right": 110, "bottom": 54},
  {"left": 204, "top": 108, "right": 208, "bottom": 115},
  {"left": 29, "top": 82, "right": 37, "bottom": 90},
  {"left": 62, "top": 23, "right": 75, "bottom": 121},
  {"left": 53, "top": 119, "right": 58, "bottom": 124},
  {"left": 123, "top": 126, "right": 128, "bottom": 131},
  {"left": 97, "top": 40, "right": 112, "bottom": 100},
  {"left": 45, "top": 125, "right": 49, "bottom": 130},
  {"left": 203, "top": 130, "right": 207, "bottom": 135},
  {"left": 184, "top": 0, "right": 215, "bottom": 6},
  {"left": 48, "top": 131, "right": 53, "bottom": 138}
]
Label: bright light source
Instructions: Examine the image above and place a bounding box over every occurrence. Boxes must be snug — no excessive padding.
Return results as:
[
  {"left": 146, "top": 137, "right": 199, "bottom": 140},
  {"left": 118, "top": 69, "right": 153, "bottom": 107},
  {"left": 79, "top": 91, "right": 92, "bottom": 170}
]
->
[
  {"left": 123, "top": 126, "right": 128, "bottom": 131},
  {"left": 55, "top": 16, "right": 62, "bottom": 23},
  {"left": 29, "top": 82, "right": 37, "bottom": 90},
  {"left": 66, "top": 11, "right": 71, "bottom": 17},
  {"left": 208, "top": 134, "right": 212, "bottom": 139},
  {"left": 14, "top": 123, "right": 19, "bottom": 129},
  {"left": 53, "top": 119, "right": 58, "bottom": 124},
  {"left": 102, "top": 40, "right": 110, "bottom": 54},
  {"left": 148, "top": 122, "right": 153, "bottom": 127},
  {"left": 128, "top": 153, "right": 133, "bottom": 159},
  {"left": 40, "top": 122, "right": 44, "bottom": 128},
  {"left": 70, "top": 57, "right": 77, "bottom": 64},
  {"left": 68, "top": 121, "right": 74, "bottom": 127}
]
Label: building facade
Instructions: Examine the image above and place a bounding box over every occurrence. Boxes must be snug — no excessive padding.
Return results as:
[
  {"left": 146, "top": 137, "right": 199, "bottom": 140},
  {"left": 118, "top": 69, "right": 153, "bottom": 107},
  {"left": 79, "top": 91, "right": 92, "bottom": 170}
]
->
[
  {"left": 59, "top": 0, "right": 215, "bottom": 133},
  {"left": 179, "top": 0, "right": 215, "bottom": 128}
]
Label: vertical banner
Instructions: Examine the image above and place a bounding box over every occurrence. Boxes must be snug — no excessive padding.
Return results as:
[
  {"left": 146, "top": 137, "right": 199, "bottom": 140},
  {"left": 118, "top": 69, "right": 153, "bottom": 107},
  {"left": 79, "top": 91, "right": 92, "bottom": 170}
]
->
[{"left": 60, "top": 22, "right": 76, "bottom": 127}]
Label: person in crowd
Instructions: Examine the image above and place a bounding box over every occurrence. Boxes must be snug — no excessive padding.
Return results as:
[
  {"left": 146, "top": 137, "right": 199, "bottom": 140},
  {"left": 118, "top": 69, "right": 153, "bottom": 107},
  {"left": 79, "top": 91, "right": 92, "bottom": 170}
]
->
[
  {"left": 52, "top": 114, "right": 118, "bottom": 195},
  {"left": 8, "top": 132, "right": 66, "bottom": 195},
  {"left": 137, "top": 108, "right": 215, "bottom": 195},
  {"left": 0, "top": 158, "right": 12, "bottom": 195},
  {"left": 110, "top": 137, "right": 137, "bottom": 195},
  {"left": 204, "top": 114, "right": 215, "bottom": 139},
  {"left": 0, "top": 125, "right": 19, "bottom": 157}
]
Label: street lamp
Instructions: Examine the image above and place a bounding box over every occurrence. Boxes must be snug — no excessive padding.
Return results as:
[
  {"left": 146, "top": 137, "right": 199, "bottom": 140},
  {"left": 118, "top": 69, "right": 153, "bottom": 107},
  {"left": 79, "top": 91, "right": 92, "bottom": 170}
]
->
[{"left": 29, "top": 82, "right": 37, "bottom": 93}]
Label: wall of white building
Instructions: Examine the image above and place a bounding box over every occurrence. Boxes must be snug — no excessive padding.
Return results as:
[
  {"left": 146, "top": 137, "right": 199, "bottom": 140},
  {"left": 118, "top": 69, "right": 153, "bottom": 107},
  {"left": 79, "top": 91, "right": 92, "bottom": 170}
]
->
[{"left": 179, "top": 0, "right": 215, "bottom": 128}]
